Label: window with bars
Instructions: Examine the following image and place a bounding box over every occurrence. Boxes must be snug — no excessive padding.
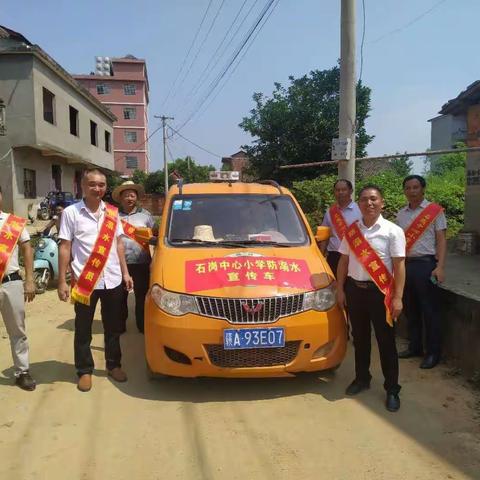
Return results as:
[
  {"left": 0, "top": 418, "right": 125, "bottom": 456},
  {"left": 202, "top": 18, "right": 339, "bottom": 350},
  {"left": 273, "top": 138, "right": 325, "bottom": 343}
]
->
[
  {"left": 96, "top": 84, "right": 110, "bottom": 95},
  {"left": 126, "top": 156, "right": 138, "bottom": 169},
  {"left": 124, "top": 131, "right": 137, "bottom": 143},
  {"left": 123, "top": 84, "right": 136, "bottom": 95},
  {"left": 24, "top": 169, "right": 36, "bottom": 198},
  {"left": 123, "top": 107, "right": 137, "bottom": 120}
]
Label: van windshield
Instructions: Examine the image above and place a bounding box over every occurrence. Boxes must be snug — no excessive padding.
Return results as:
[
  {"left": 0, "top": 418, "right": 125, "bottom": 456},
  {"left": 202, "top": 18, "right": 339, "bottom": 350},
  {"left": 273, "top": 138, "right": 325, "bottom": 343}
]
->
[{"left": 167, "top": 194, "right": 309, "bottom": 247}]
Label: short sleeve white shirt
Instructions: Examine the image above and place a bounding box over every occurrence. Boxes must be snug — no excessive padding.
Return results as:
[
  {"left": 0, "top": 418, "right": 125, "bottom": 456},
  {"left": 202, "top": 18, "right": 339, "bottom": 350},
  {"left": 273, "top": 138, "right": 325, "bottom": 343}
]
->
[
  {"left": 58, "top": 200, "right": 124, "bottom": 289},
  {"left": 338, "top": 215, "right": 406, "bottom": 281},
  {"left": 0, "top": 211, "right": 30, "bottom": 275},
  {"left": 322, "top": 201, "right": 362, "bottom": 252},
  {"left": 396, "top": 199, "right": 447, "bottom": 257}
]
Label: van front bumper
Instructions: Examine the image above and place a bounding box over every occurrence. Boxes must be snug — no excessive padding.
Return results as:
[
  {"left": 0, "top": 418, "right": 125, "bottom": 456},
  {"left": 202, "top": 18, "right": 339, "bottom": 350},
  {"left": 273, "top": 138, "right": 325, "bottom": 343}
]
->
[{"left": 144, "top": 297, "right": 347, "bottom": 378}]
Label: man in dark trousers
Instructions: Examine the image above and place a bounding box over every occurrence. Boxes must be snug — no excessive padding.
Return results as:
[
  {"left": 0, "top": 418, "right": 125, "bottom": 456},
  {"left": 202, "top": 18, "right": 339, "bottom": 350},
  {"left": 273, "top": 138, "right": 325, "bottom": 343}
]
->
[
  {"left": 57, "top": 169, "right": 133, "bottom": 392},
  {"left": 113, "top": 181, "right": 155, "bottom": 334},
  {"left": 320, "top": 179, "right": 361, "bottom": 276},
  {"left": 337, "top": 185, "right": 406, "bottom": 412},
  {"left": 396, "top": 175, "right": 447, "bottom": 369}
]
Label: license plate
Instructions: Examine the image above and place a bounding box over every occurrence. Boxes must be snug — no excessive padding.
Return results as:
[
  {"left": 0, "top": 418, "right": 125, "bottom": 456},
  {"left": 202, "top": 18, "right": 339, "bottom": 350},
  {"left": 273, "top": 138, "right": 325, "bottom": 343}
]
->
[{"left": 223, "top": 327, "right": 285, "bottom": 350}]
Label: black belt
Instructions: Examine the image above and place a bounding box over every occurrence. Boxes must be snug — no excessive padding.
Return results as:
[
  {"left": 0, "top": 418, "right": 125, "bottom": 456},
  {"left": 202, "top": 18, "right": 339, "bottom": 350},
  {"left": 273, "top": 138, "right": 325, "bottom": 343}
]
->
[
  {"left": 2, "top": 271, "right": 22, "bottom": 284},
  {"left": 348, "top": 277, "right": 376, "bottom": 289},
  {"left": 406, "top": 255, "right": 436, "bottom": 263}
]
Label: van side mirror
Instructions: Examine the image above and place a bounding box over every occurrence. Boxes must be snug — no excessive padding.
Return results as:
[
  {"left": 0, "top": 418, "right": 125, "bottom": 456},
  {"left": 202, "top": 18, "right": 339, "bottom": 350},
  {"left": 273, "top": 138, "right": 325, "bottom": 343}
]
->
[{"left": 315, "top": 226, "right": 330, "bottom": 242}]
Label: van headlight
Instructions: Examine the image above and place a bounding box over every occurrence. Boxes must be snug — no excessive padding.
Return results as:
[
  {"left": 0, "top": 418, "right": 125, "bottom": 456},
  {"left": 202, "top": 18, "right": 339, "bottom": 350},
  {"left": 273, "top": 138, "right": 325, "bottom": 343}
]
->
[
  {"left": 150, "top": 284, "right": 198, "bottom": 316},
  {"left": 304, "top": 284, "right": 336, "bottom": 312}
]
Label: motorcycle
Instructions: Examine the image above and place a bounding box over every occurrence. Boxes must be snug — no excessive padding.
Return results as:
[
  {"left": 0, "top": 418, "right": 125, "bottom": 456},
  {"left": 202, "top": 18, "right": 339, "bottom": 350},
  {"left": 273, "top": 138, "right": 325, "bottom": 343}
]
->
[{"left": 33, "top": 235, "right": 60, "bottom": 294}]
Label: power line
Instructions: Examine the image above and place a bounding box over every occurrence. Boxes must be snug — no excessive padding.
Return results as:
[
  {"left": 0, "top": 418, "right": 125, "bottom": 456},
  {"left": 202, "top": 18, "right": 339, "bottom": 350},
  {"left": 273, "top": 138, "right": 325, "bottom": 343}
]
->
[
  {"left": 175, "top": 0, "right": 278, "bottom": 133},
  {"left": 119, "top": 124, "right": 163, "bottom": 163},
  {"left": 196, "top": 0, "right": 279, "bottom": 121},
  {"left": 174, "top": 0, "right": 227, "bottom": 99},
  {"left": 184, "top": 0, "right": 256, "bottom": 105},
  {"left": 160, "top": 0, "right": 213, "bottom": 109},
  {"left": 359, "top": 0, "right": 366, "bottom": 84},
  {"left": 167, "top": 124, "right": 222, "bottom": 159},
  {"left": 370, "top": 0, "right": 448, "bottom": 44}
]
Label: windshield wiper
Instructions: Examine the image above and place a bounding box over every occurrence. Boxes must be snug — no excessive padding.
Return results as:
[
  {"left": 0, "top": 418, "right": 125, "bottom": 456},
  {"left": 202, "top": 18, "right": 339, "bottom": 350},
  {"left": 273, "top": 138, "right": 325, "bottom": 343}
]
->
[
  {"left": 221, "top": 240, "right": 294, "bottom": 247},
  {"left": 169, "top": 238, "right": 247, "bottom": 248}
]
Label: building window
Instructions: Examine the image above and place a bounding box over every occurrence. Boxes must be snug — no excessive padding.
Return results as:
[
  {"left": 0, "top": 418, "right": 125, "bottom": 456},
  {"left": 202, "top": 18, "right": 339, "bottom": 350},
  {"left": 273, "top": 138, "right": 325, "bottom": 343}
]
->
[
  {"left": 126, "top": 156, "right": 138, "bottom": 169},
  {"left": 69, "top": 106, "right": 79, "bottom": 136},
  {"left": 124, "top": 84, "right": 136, "bottom": 95},
  {"left": 42, "top": 87, "right": 55, "bottom": 124},
  {"left": 96, "top": 83, "right": 110, "bottom": 95},
  {"left": 105, "top": 130, "right": 111, "bottom": 152},
  {"left": 123, "top": 107, "right": 137, "bottom": 120},
  {"left": 90, "top": 120, "right": 98, "bottom": 146},
  {"left": 124, "top": 131, "right": 137, "bottom": 143},
  {"left": 24, "top": 168, "right": 36, "bottom": 198}
]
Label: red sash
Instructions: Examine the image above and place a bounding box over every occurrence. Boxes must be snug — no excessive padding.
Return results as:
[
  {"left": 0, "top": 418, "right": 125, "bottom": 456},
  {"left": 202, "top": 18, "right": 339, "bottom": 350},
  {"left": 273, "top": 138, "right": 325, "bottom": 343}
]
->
[
  {"left": 0, "top": 214, "right": 27, "bottom": 282},
  {"left": 405, "top": 203, "right": 443, "bottom": 254},
  {"left": 71, "top": 204, "right": 118, "bottom": 305},
  {"left": 346, "top": 221, "right": 395, "bottom": 326},
  {"left": 121, "top": 219, "right": 151, "bottom": 252},
  {"left": 329, "top": 205, "right": 348, "bottom": 240}
]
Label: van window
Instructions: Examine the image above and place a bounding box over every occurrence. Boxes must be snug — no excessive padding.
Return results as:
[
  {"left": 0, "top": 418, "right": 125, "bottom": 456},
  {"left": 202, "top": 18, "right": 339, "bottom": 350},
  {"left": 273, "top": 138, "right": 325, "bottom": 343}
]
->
[{"left": 168, "top": 194, "right": 309, "bottom": 246}]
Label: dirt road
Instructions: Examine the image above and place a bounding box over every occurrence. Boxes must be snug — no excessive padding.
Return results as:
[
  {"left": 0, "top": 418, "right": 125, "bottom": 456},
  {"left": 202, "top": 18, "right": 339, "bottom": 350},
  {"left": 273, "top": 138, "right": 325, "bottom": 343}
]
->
[{"left": 0, "top": 290, "right": 479, "bottom": 480}]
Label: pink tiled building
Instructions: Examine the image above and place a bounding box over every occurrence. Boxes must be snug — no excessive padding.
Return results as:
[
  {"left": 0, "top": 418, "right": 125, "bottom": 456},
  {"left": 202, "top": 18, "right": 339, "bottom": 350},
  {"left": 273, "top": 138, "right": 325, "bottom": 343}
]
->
[{"left": 74, "top": 55, "right": 150, "bottom": 175}]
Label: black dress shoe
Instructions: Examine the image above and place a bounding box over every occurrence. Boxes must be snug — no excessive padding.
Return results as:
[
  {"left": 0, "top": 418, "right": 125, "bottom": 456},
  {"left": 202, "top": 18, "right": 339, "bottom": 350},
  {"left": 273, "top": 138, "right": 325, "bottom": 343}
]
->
[
  {"left": 15, "top": 372, "right": 36, "bottom": 391},
  {"left": 398, "top": 349, "right": 423, "bottom": 359},
  {"left": 386, "top": 393, "right": 400, "bottom": 412},
  {"left": 345, "top": 379, "right": 370, "bottom": 396},
  {"left": 420, "top": 354, "right": 440, "bottom": 369}
]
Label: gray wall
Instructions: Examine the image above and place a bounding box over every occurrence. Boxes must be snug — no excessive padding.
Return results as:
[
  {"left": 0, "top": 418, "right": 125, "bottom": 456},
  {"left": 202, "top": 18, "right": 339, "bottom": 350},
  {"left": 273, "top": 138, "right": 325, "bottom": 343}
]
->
[
  {"left": 32, "top": 56, "right": 114, "bottom": 170},
  {"left": 430, "top": 114, "right": 467, "bottom": 150}
]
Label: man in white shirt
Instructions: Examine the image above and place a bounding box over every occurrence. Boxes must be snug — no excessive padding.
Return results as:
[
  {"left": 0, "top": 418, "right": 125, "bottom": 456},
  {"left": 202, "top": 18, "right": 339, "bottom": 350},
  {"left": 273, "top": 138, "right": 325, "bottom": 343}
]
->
[
  {"left": 337, "top": 185, "right": 406, "bottom": 412},
  {"left": 320, "top": 179, "right": 362, "bottom": 275},
  {"left": 396, "top": 175, "right": 447, "bottom": 369},
  {"left": 58, "top": 169, "right": 133, "bottom": 392},
  {"left": 0, "top": 187, "right": 36, "bottom": 390}
]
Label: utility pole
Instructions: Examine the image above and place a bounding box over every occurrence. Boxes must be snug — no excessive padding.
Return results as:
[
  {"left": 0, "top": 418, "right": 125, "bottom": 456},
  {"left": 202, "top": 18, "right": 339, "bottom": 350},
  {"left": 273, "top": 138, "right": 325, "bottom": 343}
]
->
[
  {"left": 155, "top": 115, "right": 174, "bottom": 194},
  {"left": 337, "top": 0, "right": 356, "bottom": 187}
]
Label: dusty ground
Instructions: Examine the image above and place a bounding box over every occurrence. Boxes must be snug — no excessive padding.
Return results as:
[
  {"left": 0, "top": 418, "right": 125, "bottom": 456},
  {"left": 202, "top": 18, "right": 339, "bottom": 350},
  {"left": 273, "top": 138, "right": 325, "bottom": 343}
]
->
[{"left": 0, "top": 290, "right": 479, "bottom": 480}]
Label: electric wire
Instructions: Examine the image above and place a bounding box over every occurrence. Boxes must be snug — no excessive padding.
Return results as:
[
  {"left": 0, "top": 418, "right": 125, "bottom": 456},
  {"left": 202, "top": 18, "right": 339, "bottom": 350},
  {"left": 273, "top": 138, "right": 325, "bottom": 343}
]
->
[
  {"left": 160, "top": 0, "right": 213, "bottom": 109},
  {"left": 119, "top": 124, "right": 163, "bottom": 163},
  {"left": 370, "top": 0, "right": 448, "bottom": 44},
  {"left": 195, "top": 0, "right": 279, "bottom": 122},
  {"left": 184, "top": 0, "right": 257, "bottom": 105},
  {"left": 167, "top": 124, "right": 222, "bottom": 158},
  {"left": 174, "top": 0, "right": 277, "bottom": 133},
  {"left": 174, "top": 0, "right": 227, "bottom": 98},
  {"left": 359, "top": 0, "right": 366, "bottom": 84}
]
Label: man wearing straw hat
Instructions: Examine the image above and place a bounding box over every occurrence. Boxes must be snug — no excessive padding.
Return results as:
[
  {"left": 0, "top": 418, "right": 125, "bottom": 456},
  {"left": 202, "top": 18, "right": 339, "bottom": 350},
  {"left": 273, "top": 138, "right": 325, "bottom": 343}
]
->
[{"left": 113, "top": 181, "right": 155, "bottom": 334}]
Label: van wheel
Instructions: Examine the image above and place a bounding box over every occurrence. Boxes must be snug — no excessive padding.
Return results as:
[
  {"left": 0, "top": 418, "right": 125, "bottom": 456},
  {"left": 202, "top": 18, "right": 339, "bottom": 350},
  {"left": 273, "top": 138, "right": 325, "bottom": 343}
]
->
[{"left": 146, "top": 362, "right": 169, "bottom": 381}]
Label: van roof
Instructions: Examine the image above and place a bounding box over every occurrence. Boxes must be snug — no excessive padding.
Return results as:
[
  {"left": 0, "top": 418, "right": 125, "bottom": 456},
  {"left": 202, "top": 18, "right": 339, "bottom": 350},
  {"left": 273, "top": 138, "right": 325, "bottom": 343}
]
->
[{"left": 168, "top": 182, "right": 290, "bottom": 196}]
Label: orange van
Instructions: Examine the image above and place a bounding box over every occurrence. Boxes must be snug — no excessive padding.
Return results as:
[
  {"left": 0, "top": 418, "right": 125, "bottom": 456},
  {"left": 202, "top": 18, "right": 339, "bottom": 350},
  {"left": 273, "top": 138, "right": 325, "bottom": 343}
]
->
[{"left": 144, "top": 175, "right": 347, "bottom": 378}]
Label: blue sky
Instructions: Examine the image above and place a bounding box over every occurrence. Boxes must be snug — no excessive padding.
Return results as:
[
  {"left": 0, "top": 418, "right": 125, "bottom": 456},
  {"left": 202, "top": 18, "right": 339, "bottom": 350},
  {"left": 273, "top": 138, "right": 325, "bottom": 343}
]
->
[{"left": 2, "top": 0, "right": 478, "bottom": 171}]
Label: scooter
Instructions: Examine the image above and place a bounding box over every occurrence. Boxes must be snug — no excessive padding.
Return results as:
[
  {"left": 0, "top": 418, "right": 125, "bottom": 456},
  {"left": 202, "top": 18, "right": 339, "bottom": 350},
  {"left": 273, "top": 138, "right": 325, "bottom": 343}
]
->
[{"left": 33, "top": 235, "right": 59, "bottom": 294}]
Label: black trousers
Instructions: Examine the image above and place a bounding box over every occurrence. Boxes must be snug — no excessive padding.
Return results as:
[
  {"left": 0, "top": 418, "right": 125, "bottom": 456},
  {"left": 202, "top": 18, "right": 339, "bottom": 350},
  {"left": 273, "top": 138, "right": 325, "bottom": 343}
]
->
[
  {"left": 74, "top": 283, "right": 124, "bottom": 377},
  {"left": 326, "top": 251, "right": 341, "bottom": 277},
  {"left": 404, "top": 257, "right": 441, "bottom": 356},
  {"left": 345, "top": 278, "right": 401, "bottom": 394},
  {"left": 121, "top": 263, "right": 150, "bottom": 333}
]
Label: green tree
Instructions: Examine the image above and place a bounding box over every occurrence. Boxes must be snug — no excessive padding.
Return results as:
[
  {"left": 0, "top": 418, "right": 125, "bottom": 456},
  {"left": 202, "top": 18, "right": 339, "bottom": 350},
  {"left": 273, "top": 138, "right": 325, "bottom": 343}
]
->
[
  {"left": 239, "top": 66, "right": 374, "bottom": 184},
  {"left": 388, "top": 155, "right": 413, "bottom": 177},
  {"left": 425, "top": 146, "right": 466, "bottom": 176}
]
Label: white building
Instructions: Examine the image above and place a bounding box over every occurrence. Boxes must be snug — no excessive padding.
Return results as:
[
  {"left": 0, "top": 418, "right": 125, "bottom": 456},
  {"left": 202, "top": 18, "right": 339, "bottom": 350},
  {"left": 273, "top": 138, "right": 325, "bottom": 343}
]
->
[{"left": 0, "top": 25, "right": 116, "bottom": 217}]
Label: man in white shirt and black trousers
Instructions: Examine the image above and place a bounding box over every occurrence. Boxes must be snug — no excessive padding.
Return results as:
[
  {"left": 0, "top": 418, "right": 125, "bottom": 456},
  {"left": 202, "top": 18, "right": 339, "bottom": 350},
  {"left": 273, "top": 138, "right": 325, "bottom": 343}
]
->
[
  {"left": 336, "top": 184, "right": 406, "bottom": 412},
  {"left": 57, "top": 169, "right": 133, "bottom": 392}
]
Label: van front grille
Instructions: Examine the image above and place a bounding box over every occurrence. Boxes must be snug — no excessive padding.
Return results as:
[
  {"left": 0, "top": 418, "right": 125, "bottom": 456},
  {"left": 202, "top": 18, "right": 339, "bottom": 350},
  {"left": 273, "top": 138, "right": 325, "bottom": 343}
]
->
[
  {"left": 205, "top": 341, "right": 301, "bottom": 368},
  {"left": 195, "top": 294, "right": 304, "bottom": 324}
]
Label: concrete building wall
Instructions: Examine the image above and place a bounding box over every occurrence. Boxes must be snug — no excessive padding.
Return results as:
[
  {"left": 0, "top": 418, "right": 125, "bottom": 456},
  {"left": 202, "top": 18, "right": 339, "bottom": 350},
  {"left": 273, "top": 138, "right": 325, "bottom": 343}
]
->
[
  {"left": 430, "top": 114, "right": 467, "bottom": 150},
  {"left": 10, "top": 147, "right": 79, "bottom": 217},
  {"left": 0, "top": 55, "right": 36, "bottom": 147},
  {"left": 32, "top": 57, "right": 114, "bottom": 170}
]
